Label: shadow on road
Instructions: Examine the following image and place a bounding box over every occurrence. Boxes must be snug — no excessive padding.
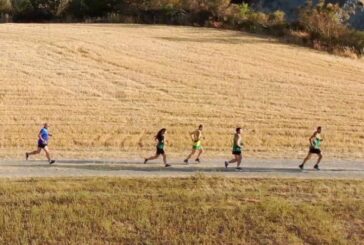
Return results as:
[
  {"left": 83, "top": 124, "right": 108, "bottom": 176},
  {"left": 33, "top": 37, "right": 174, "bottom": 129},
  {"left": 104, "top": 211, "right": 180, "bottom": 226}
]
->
[{"left": 3, "top": 161, "right": 364, "bottom": 174}]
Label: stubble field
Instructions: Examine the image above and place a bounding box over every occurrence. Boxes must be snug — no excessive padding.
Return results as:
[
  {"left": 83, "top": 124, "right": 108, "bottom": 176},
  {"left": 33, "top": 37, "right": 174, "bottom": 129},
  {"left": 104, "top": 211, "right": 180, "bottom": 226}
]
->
[
  {"left": 0, "top": 177, "right": 363, "bottom": 244},
  {"left": 0, "top": 24, "right": 363, "bottom": 160}
]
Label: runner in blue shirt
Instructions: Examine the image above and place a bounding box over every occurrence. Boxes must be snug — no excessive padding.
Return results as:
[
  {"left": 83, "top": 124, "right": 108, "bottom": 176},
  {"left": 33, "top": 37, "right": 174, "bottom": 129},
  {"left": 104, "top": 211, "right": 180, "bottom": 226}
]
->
[{"left": 26, "top": 123, "right": 56, "bottom": 164}]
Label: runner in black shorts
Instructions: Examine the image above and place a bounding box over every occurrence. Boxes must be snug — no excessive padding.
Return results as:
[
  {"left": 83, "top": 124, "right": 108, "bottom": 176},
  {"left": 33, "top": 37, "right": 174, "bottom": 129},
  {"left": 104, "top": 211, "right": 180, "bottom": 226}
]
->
[
  {"left": 144, "top": 128, "right": 171, "bottom": 167},
  {"left": 225, "top": 127, "right": 244, "bottom": 170},
  {"left": 25, "top": 123, "right": 56, "bottom": 164},
  {"left": 299, "top": 126, "right": 323, "bottom": 170}
]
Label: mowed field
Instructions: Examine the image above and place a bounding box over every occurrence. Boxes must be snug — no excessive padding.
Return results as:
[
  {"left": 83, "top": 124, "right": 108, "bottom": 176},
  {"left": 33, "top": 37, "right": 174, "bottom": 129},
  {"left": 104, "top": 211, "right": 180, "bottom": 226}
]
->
[
  {"left": 0, "top": 24, "right": 364, "bottom": 160},
  {"left": 0, "top": 177, "right": 363, "bottom": 244}
]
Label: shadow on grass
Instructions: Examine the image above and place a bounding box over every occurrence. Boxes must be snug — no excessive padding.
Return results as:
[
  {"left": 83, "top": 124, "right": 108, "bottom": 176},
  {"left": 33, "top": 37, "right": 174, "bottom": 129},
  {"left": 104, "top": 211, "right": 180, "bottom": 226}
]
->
[{"left": 156, "top": 36, "right": 276, "bottom": 45}]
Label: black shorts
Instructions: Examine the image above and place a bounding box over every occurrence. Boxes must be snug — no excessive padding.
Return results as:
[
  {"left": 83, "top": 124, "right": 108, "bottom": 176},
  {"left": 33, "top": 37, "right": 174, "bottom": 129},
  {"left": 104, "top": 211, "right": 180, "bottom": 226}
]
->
[
  {"left": 38, "top": 140, "right": 47, "bottom": 149},
  {"left": 232, "top": 151, "right": 242, "bottom": 156},
  {"left": 156, "top": 147, "right": 165, "bottom": 155},
  {"left": 309, "top": 147, "right": 321, "bottom": 155}
]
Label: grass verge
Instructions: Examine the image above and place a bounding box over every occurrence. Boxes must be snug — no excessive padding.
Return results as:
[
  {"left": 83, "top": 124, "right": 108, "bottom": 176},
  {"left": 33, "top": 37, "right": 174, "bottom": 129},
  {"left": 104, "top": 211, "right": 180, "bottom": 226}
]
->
[{"left": 0, "top": 176, "right": 363, "bottom": 244}]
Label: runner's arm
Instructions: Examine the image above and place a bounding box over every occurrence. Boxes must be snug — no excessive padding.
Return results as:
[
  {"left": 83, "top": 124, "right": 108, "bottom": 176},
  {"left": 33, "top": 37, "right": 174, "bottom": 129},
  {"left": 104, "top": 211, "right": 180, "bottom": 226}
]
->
[
  {"left": 309, "top": 132, "right": 317, "bottom": 146},
  {"left": 190, "top": 131, "right": 198, "bottom": 142},
  {"left": 38, "top": 131, "right": 46, "bottom": 142},
  {"left": 238, "top": 136, "right": 243, "bottom": 147}
]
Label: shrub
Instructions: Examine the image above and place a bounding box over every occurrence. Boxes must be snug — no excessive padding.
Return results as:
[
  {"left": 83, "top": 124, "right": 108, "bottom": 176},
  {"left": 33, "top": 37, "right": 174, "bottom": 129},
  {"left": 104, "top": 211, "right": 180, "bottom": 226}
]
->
[
  {"left": 298, "top": 0, "right": 363, "bottom": 56},
  {"left": 0, "top": 0, "right": 12, "bottom": 13}
]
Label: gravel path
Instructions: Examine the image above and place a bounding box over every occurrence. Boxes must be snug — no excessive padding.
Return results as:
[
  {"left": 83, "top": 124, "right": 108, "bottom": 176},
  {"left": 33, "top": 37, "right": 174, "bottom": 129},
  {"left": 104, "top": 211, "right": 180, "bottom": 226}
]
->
[{"left": 0, "top": 159, "right": 363, "bottom": 179}]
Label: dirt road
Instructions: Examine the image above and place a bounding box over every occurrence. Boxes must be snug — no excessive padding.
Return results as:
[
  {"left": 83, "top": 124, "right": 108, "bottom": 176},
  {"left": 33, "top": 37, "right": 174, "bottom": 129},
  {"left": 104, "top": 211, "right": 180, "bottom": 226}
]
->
[{"left": 0, "top": 159, "right": 363, "bottom": 179}]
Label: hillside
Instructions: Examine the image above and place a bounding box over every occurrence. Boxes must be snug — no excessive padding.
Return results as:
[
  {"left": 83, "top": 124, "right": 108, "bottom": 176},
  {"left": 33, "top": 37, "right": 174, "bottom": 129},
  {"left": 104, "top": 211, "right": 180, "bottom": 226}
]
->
[{"left": 0, "top": 24, "right": 363, "bottom": 159}]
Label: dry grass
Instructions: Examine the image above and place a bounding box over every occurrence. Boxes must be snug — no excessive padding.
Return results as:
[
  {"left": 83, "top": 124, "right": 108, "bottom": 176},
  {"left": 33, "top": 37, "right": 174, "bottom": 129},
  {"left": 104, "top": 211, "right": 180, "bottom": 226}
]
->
[
  {"left": 0, "top": 24, "right": 363, "bottom": 159},
  {"left": 0, "top": 176, "right": 363, "bottom": 244}
]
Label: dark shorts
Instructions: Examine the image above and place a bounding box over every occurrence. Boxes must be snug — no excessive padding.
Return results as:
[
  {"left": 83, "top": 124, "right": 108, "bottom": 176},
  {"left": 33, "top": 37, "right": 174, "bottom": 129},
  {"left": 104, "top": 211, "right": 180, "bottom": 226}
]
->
[
  {"left": 232, "top": 150, "right": 242, "bottom": 156},
  {"left": 38, "top": 140, "right": 47, "bottom": 149},
  {"left": 309, "top": 147, "right": 321, "bottom": 155},
  {"left": 156, "top": 147, "right": 165, "bottom": 155}
]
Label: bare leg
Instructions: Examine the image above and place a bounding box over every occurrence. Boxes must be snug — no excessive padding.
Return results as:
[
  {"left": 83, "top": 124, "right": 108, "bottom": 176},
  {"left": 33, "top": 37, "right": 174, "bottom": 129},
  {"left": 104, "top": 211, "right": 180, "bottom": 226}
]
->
[
  {"left": 162, "top": 153, "right": 167, "bottom": 165},
  {"left": 316, "top": 154, "right": 323, "bottom": 165},
  {"left": 228, "top": 156, "right": 238, "bottom": 164},
  {"left": 147, "top": 154, "right": 159, "bottom": 161},
  {"left": 237, "top": 155, "right": 242, "bottom": 168},
  {"left": 27, "top": 148, "right": 41, "bottom": 156},
  {"left": 225, "top": 155, "right": 239, "bottom": 168},
  {"left": 196, "top": 149, "right": 203, "bottom": 159},
  {"left": 301, "top": 153, "right": 312, "bottom": 166},
  {"left": 26, "top": 148, "right": 41, "bottom": 160},
  {"left": 185, "top": 149, "right": 196, "bottom": 161},
  {"left": 43, "top": 146, "right": 51, "bottom": 162}
]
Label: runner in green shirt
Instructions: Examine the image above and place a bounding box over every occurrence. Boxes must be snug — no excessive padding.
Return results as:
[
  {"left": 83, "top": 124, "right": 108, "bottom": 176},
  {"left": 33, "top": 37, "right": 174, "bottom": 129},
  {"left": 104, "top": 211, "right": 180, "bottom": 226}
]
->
[
  {"left": 299, "top": 126, "right": 323, "bottom": 170},
  {"left": 144, "top": 128, "right": 171, "bottom": 167},
  {"left": 225, "top": 127, "right": 244, "bottom": 170}
]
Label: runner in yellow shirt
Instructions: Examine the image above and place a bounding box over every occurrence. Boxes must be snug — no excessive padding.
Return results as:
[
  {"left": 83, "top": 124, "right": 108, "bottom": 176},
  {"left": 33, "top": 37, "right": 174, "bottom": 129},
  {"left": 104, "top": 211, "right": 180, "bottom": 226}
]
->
[{"left": 184, "top": 125, "right": 204, "bottom": 164}]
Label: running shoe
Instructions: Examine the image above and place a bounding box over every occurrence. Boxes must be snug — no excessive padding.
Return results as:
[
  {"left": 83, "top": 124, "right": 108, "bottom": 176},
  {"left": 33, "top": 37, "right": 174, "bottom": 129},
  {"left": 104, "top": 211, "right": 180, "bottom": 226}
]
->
[
  {"left": 25, "top": 153, "right": 29, "bottom": 160},
  {"left": 314, "top": 164, "right": 320, "bottom": 170},
  {"left": 236, "top": 167, "right": 243, "bottom": 171},
  {"left": 165, "top": 164, "right": 171, "bottom": 168},
  {"left": 49, "top": 160, "right": 56, "bottom": 165},
  {"left": 299, "top": 164, "right": 304, "bottom": 170},
  {"left": 195, "top": 158, "right": 200, "bottom": 163},
  {"left": 224, "top": 161, "right": 228, "bottom": 168},
  {"left": 184, "top": 159, "right": 188, "bottom": 164},
  {"left": 144, "top": 159, "right": 148, "bottom": 164}
]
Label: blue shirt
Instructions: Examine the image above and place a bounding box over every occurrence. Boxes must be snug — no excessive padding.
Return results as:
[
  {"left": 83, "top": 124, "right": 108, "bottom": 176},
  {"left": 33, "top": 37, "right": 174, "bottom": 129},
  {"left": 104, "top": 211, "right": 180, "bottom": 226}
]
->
[{"left": 40, "top": 128, "right": 49, "bottom": 141}]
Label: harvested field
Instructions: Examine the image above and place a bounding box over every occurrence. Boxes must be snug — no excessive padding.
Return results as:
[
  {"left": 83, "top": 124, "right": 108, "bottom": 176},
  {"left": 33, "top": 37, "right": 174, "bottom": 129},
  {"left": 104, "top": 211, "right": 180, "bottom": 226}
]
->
[{"left": 0, "top": 24, "right": 363, "bottom": 159}]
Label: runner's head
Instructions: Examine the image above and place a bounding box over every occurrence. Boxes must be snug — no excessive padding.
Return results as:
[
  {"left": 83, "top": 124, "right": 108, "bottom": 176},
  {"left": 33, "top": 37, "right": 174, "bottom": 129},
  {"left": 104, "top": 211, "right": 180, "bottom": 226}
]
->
[
  {"left": 236, "top": 127, "right": 241, "bottom": 134},
  {"left": 317, "top": 126, "right": 322, "bottom": 133},
  {"left": 155, "top": 128, "right": 167, "bottom": 139},
  {"left": 44, "top": 123, "right": 48, "bottom": 129},
  {"left": 198, "top": 124, "right": 203, "bottom": 131}
]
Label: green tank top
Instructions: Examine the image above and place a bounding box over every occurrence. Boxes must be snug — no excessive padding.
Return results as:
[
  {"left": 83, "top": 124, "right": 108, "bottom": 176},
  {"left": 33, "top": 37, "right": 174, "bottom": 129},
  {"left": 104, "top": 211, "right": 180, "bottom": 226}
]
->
[
  {"left": 232, "top": 135, "right": 242, "bottom": 152},
  {"left": 157, "top": 135, "right": 165, "bottom": 150},
  {"left": 313, "top": 137, "right": 322, "bottom": 149}
]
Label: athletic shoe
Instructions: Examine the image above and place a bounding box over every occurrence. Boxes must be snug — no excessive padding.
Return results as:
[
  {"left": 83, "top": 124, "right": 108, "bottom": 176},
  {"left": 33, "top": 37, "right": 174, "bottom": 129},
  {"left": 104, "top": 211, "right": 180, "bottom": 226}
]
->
[
  {"left": 314, "top": 164, "right": 320, "bottom": 170},
  {"left": 184, "top": 159, "right": 188, "bottom": 164},
  {"left": 25, "top": 153, "right": 29, "bottom": 160},
  {"left": 224, "top": 161, "right": 228, "bottom": 168},
  {"left": 195, "top": 158, "right": 200, "bottom": 163},
  {"left": 299, "top": 164, "right": 304, "bottom": 170},
  {"left": 165, "top": 164, "right": 171, "bottom": 168},
  {"left": 236, "top": 167, "right": 243, "bottom": 171},
  {"left": 144, "top": 159, "right": 148, "bottom": 164},
  {"left": 49, "top": 160, "right": 56, "bottom": 165}
]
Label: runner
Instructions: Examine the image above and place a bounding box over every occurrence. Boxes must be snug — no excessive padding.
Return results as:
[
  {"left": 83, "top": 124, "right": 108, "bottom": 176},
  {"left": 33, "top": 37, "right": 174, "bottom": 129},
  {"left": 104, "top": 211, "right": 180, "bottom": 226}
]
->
[
  {"left": 25, "top": 123, "right": 56, "bottom": 164},
  {"left": 225, "top": 127, "right": 243, "bottom": 170},
  {"left": 144, "top": 128, "right": 171, "bottom": 167},
  {"left": 184, "top": 124, "right": 204, "bottom": 164},
  {"left": 299, "top": 126, "right": 323, "bottom": 170}
]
